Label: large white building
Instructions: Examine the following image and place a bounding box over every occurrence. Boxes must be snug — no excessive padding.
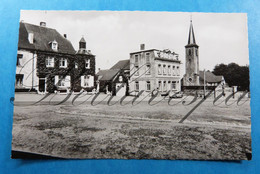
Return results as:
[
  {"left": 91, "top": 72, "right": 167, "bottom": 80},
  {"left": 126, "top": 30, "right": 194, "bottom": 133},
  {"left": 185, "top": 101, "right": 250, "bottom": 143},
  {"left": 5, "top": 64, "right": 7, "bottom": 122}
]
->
[{"left": 129, "top": 44, "right": 182, "bottom": 95}]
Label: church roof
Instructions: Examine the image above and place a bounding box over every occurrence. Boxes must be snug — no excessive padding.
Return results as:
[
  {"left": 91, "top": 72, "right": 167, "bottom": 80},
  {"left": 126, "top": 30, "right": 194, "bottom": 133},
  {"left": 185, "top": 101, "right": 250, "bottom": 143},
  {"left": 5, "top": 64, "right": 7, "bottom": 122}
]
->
[
  {"left": 110, "top": 59, "right": 130, "bottom": 70},
  {"left": 199, "top": 71, "right": 223, "bottom": 83},
  {"left": 18, "top": 22, "right": 76, "bottom": 54},
  {"left": 187, "top": 20, "right": 197, "bottom": 46}
]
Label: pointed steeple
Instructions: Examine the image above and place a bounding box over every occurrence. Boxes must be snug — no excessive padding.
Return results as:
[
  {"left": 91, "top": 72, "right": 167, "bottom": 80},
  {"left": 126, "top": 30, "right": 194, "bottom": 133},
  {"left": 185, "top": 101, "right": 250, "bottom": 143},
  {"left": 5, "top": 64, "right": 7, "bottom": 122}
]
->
[{"left": 187, "top": 20, "right": 196, "bottom": 45}]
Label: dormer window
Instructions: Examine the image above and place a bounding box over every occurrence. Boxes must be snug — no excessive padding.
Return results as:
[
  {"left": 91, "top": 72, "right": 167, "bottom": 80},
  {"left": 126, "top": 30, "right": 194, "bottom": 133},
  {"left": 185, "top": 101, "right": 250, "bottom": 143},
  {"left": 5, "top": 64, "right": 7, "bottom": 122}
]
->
[
  {"left": 28, "top": 33, "right": 34, "bottom": 44},
  {"left": 59, "top": 58, "right": 67, "bottom": 68},
  {"left": 85, "top": 59, "right": 90, "bottom": 69},
  {"left": 52, "top": 40, "right": 58, "bottom": 51}
]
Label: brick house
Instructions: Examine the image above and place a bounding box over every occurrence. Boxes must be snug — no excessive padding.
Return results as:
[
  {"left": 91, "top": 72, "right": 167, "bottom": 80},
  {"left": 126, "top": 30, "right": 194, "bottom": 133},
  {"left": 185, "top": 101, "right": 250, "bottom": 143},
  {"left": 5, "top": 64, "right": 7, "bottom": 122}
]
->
[{"left": 16, "top": 22, "right": 95, "bottom": 93}]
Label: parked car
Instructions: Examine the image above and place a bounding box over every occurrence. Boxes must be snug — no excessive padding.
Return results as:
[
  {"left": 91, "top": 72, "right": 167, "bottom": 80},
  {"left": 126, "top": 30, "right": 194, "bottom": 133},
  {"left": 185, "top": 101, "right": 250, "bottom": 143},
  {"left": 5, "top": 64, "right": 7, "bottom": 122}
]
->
[{"left": 169, "top": 91, "right": 183, "bottom": 98}]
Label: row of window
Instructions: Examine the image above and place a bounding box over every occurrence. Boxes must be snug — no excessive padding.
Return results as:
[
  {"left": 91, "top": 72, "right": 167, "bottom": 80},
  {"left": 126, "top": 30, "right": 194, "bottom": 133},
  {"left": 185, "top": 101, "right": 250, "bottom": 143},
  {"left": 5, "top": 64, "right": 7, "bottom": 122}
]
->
[
  {"left": 158, "top": 64, "right": 180, "bottom": 76},
  {"left": 46, "top": 57, "right": 90, "bottom": 69},
  {"left": 134, "top": 80, "right": 178, "bottom": 92},
  {"left": 56, "top": 75, "right": 93, "bottom": 88},
  {"left": 133, "top": 64, "right": 180, "bottom": 76},
  {"left": 15, "top": 75, "right": 94, "bottom": 88},
  {"left": 134, "top": 53, "right": 150, "bottom": 63}
]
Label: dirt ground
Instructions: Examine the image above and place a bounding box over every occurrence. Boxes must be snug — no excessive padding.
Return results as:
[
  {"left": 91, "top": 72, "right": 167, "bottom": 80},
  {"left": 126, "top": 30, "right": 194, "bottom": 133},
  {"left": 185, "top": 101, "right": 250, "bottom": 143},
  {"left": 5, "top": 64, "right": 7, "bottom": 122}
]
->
[{"left": 12, "top": 93, "right": 251, "bottom": 160}]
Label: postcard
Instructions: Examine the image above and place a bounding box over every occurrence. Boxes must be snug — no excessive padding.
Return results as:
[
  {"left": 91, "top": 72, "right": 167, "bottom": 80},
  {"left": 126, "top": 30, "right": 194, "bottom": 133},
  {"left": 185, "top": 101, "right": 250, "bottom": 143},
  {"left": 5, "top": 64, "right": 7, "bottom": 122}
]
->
[{"left": 12, "top": 10, "right": 251, "bottom": 160}]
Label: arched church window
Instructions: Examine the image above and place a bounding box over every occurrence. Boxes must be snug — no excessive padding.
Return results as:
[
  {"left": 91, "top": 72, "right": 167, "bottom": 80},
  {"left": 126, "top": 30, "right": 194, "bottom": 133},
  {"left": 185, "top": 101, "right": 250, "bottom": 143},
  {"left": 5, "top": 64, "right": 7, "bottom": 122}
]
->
[
  {"left": 188, "top": 49, "right": 192, "bottom": 56},
  {"left": 196, "top": 49, "right": 198, "bottom": 56},
  {"left": 189, "top": 77, "right": 192, "bottom": 82}
]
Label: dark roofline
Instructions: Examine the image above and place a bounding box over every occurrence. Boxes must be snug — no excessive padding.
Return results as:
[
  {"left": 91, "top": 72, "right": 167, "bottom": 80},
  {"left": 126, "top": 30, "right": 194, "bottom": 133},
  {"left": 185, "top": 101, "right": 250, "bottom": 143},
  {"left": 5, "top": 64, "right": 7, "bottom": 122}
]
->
[{"left": 130, "top": 49, "right": 160, "bottom": 54}]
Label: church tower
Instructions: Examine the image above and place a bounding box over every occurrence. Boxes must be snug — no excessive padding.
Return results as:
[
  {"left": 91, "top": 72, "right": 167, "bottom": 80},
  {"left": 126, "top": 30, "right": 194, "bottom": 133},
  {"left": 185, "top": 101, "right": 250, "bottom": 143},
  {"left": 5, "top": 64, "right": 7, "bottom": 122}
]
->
[{"left": 184, "top": 20, "right": 200, "bottom": 86}]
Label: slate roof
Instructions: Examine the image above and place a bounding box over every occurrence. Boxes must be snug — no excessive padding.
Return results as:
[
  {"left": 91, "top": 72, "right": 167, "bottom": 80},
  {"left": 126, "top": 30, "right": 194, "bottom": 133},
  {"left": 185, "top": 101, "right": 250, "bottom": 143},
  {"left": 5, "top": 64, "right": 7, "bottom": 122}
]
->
[
  {"left": 18, "top": 22, "right": 76, "bottom": 54},
  {"left": 97, "top": 69, "right": 120, "bottom": 81},
  {"left": 199, "top": 71, "right": 223, "bottom": 83},
  {"left": 110, "top": 59, "right": 130, "bottom": 70},
  {"left": 187, "top": 21, "right": 196, "bottom": 45}
]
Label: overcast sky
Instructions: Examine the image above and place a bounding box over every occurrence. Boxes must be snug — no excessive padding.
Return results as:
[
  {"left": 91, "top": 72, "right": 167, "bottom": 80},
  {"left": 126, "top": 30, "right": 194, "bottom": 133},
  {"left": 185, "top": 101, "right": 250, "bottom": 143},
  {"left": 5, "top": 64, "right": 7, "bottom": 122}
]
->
[{"left": 20, "top": 10, "right": 249, "bottom": 75}]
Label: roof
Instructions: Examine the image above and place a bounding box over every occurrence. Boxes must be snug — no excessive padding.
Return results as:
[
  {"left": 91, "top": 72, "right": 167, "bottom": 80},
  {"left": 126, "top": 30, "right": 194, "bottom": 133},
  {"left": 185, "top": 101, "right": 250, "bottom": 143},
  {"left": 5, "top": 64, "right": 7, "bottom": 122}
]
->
[
  {"left": 76, "top": 49, "right": 93, "bottom": 55},
  {"left": 79, "top": 37, "right": 86, "bottom": 43},
  {"left": 18, "top": 22, "right": 75, "bottom": 54},
  {"left": 97, "top": 69, "right": 120, "bottom": 81},
  {"left": 110, "top": 59, "right": 130, "bottom": 70},
  {"left": 199, "top": 71, "right": 223, "bottom": 83},
  {"left": 187, "top": 20, "right": 197, "bottom": 46}
]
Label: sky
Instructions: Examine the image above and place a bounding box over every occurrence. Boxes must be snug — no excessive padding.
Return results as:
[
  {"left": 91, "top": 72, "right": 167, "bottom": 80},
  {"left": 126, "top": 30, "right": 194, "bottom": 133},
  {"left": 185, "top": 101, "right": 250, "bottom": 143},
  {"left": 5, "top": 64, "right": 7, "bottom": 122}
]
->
[{"left": 20, "top": 10, "right": 249, "bottom": 75}]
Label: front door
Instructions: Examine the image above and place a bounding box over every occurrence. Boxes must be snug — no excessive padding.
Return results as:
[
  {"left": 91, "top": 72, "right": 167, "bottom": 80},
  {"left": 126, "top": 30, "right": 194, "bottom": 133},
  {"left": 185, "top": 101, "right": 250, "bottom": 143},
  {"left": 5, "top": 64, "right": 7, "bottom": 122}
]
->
[
  {"left": 116, "top": 83, "right": 126, "bottom": 96},
  {"left": 39, "top": 78, "right": 45, "bottom": 92}
]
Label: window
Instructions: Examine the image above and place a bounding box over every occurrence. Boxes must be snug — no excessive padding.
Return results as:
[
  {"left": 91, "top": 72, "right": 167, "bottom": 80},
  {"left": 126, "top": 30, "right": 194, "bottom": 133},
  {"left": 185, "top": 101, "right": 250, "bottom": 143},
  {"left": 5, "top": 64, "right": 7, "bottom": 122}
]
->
[
  {"left": 163, "top": 65, "right": 166, "bottom": 75},
  {"left": 15, "top": 74, "right": 24, "bottom": 87},
  {"left": 17, "top": 54, "right": 23, "bottom": 66},
  {"left": 145, "top": 53, "right": 150, "bottom": 63},
  {"left": 171, "top": 81, "right": 176, "bottom": 89},
  {"left": 46, "top": 57, "right": 54, "bottom": 67},
  {"left": 135, "top": 65, "right": 139, "bottom": 76},
  {"left": 196, "top": 49, "right": 198, "bottom": 56},
  {"left": 135, "top": 81, "right": 139, "bottom": 91},
  {"left": 81, "top": 75, "right": 94, "bottom": 87},
  {"left": 158, "top": 81, "right": 162, "bottom": 91},
  {"left": 146, "top": 64, "right": 151, "bottom": 75},
  {"left": 75, "top": 62, "right": 78, "bottom": 69},
  {"left": 28, "top": 33, "right": 34, "bottom": 44},
  {"left": 172, "top": 66, "right": 175, "bottom": 76},
  {"left": 135, "top": 55, "right": 138, "bottom": 64},
  {"left": 119, "top": 76, "right": 123, "bottom": 82},
  {"left": 168, "top": 65, "right": 171, "bottom": 75},
  {"left": 52, "top": 40, "right": 58, "bottom": 51},
  {"left": 59, "top": 58, "right": 67, "bottom": 68},
  {"left": 188, "top": 49, "right": 192, "bottom": 56},
  {"left": 177, "top": 66, "right": 180, "bottom": 75},
  {"left": 146, "top": 81, "right": 151, "bottom": 91},
  {"left": 83, "top": 75, "right": 90, "bottom": 87},
  {"left": 163, "top": 81, "right": 167, "bottom": 91},
  {"left": 85, "top": 59, "right": 90, "bottom": 69},
  {"left": 58, "top": 76, "right": 66, "bottom": 87},
  {"left": 158, "top": 64, "right": 162, "bottom": 75}
]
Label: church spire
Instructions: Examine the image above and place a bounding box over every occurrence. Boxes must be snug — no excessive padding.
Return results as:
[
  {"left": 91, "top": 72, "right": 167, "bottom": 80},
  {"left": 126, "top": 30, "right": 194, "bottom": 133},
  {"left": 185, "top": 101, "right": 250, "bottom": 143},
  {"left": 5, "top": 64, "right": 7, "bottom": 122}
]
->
[{"left": 187, "top": 20, "right": 196, "bottom": 45}]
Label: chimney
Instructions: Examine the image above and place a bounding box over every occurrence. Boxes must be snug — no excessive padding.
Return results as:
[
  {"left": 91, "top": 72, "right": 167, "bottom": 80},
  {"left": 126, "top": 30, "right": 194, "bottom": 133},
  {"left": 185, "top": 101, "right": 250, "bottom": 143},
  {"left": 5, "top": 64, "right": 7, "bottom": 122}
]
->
[
  {"left": 140, "top": 44, "right": 145, "bottom": 50},
  {"left": 40, "top": 22, "right": 46, "bottom": 27},
  {"left": 63, "top": 34, "right": 67, "bottom": 38}
]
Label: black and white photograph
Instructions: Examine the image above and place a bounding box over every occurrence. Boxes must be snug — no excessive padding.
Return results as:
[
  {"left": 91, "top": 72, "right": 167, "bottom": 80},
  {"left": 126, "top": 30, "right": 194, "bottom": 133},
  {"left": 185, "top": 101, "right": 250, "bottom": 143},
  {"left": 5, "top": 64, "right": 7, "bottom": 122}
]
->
[{"left": 12, "top": 10, "right": 251, "bottom": 160}]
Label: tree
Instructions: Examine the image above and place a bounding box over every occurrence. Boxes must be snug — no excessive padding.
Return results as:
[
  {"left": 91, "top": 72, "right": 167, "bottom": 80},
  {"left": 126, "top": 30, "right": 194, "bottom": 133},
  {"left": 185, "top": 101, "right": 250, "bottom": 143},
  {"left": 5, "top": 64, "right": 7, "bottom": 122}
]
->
[{"left": 212, "top": 63, "right": 249, "bottom": 91}]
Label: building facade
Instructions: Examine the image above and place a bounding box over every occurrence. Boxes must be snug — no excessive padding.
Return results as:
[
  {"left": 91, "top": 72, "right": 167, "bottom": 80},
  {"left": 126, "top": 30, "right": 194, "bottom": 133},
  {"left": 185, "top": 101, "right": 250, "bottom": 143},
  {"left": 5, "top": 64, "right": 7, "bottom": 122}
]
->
[
  {"left": 129, "top": 44, "right": 182, "bottom": 96},
  {"left": 16, "top": 22, "right": 95, "bottom": 93}
]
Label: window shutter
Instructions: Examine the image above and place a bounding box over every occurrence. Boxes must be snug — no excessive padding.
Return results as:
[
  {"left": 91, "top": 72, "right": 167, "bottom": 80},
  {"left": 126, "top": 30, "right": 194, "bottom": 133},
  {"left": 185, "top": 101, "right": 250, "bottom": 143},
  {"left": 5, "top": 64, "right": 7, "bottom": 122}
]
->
[
  {"left": 65, "top": 76, "right": 71, "bottom": 87},
  {"left": 55, "top": 75, "right": 59, "bottom": 85},
  {"left": 89, "top": 76, "right": 94, "bottom": 87},
  {"left": 81, "top": 76, "right": 84, "bottom": 87}
]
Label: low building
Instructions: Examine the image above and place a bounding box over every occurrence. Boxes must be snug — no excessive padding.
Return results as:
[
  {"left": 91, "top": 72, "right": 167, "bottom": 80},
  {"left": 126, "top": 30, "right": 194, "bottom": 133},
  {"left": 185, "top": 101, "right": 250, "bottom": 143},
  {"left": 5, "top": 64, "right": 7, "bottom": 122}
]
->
[
  {"left": 16, "top": 21, "right": 95, "bottom": 93},
  {"left": 97, "top": 59, "right": 129, "bottom": 96},
  {"left": 129, "top": 44, "right": 182, "bottom": 96}
]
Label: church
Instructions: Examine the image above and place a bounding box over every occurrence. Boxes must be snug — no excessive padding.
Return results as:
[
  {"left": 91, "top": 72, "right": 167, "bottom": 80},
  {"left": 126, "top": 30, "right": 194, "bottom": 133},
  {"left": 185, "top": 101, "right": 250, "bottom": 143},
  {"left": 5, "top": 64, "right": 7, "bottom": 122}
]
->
[{"left": 182, "top": 20, "right": 225, "bottom": 91}]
